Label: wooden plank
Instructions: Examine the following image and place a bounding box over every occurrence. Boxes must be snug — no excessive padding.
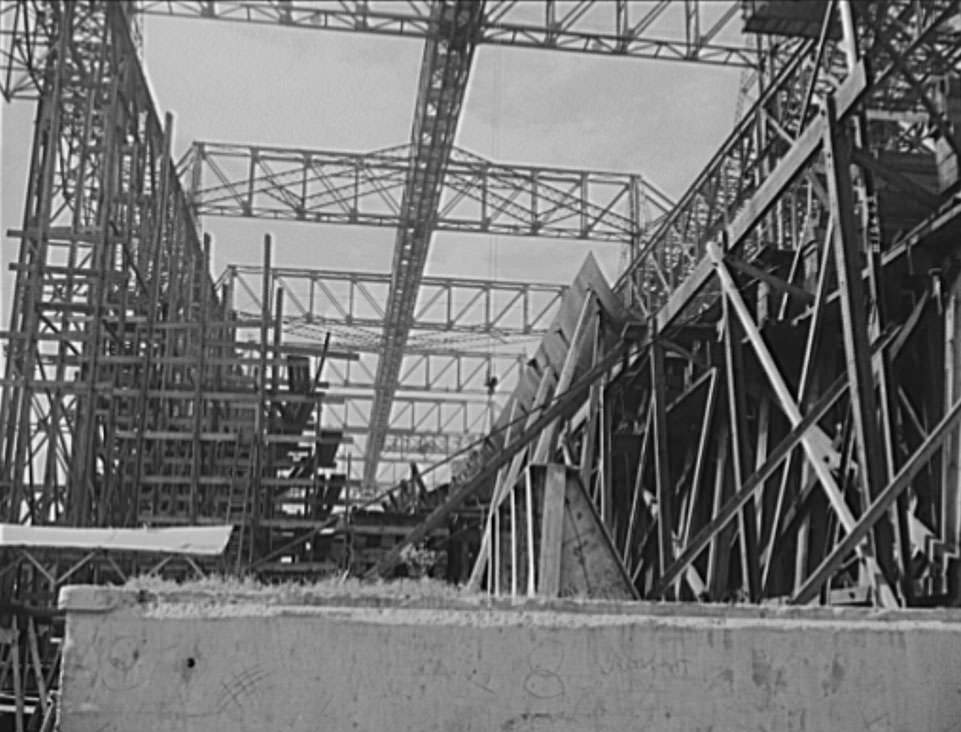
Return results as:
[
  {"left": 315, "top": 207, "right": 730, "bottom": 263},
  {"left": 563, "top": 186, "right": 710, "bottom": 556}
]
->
[
  {"left": 725, "top": 60, "right": 867, "bottom": 249},
  {"left": 824, "top": 97, "right": 898, "bottom": 591},
  {"left": 943, "top": 282, "right": 961, "bottom": 565},
  {"left": 371, "top": 335, "right": 632, "bottom": 577},
  {"left": 654, "top": 254, "right": 713, "bottom": 332},
  {"left": 535, "top": 463, "right": 567, "bottom": 597},
  {"left": 723, "top": 254, "right": 815, "bottom": 305},
  {"left": 709, "top": 244, "right": 853, "bottom": 529},
  {"left": 557, "top": 467, "right": 636, "bottom": 600},
  {"left": 793, "top": 393, "right": 961, "bottom": 604},
  {"left": 655, "top": 376, "right": 847, "bottom": 596},
  {"left": 11, "top": 615, "right": 23, "bottom": 732},
  {"left": 762, "top": 220, "right": 835, "bottom": 590},
  {"left": 722, "top": 292, "right": 761, "bottom": 602},
  {"left": 26, "top": 617, "right": 48, "bottom": 718},
  {"left": 651, "top": 339, "right": 674, "bottom": 579},
  {"left": 532, "top": 295, "right": 593, "bottom": 462}
]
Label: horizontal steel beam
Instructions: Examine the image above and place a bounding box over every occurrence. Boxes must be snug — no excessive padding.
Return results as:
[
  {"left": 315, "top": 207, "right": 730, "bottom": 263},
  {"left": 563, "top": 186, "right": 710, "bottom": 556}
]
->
[
  {"left": 134, "top": 1, "right": 755, "bottom": 67},
  {"left": 322, "top": 350, "right": 526, "bottom": 396},
  {"left": 222, "top": 265, "right": 567, "bottom": 339},
  {"left": 188, "top": 142, "right": 673, "bottom": 243},
  {"left": 323, "top": 392, "right": 494, "bottom": 437}
]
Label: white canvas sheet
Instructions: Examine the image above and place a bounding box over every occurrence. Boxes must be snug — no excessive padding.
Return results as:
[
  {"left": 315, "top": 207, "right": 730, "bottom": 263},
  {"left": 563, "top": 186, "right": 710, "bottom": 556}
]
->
[{"left": 0, "top": 524, "right": 232, "bottom": 555}]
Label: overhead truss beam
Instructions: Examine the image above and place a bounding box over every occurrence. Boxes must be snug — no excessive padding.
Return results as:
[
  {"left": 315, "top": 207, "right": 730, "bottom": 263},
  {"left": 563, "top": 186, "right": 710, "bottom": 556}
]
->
[
  {"left": 222, "top": 264, "right": 567, "bottom": 339},
  {"left": 135, "top": 1, "right": 755, "bottom": 67},
  {"left": 186, "top": 141, "right": 673, "bottom": 244}
]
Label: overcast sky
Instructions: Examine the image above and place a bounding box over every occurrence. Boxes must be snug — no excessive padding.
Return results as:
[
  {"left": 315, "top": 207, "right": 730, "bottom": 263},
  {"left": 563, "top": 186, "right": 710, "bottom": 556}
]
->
[
  {"left": 0, "top": 4, "right": 749, "bottom": 485},
  {"left": 1, "top": 6, "right": 746, "bottom": 318},
  {"left": 137, "top": 13, "right": 742, "bottom": 285}
]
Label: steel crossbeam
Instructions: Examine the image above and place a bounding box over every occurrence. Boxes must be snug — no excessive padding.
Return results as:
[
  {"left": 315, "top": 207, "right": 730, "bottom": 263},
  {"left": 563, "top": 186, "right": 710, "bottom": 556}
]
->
[
  {"left": 222, "top": 265, "right": 567, "bottom": 339},
  {"left": 131, "top": 1, "right": 754, "bottom": 67},
  {"left": 2, "top": 1, "right": 753, "bottom": 105},
  {"left": 187, "top": 142, "right": 673, "bottom": 243},
  {"left": 361, "top": 0, "right": 484, "bottom": 488}
]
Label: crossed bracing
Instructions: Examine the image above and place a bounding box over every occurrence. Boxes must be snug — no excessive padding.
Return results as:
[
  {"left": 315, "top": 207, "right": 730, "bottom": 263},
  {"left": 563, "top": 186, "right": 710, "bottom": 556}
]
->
[{"left": 370, "top": 0, "right": 961, "bottom": 609}]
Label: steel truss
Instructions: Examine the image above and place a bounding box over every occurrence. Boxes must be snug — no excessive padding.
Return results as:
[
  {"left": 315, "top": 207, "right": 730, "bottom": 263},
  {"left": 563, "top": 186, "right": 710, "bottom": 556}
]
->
[
  {"left": 189, "top": 138, "right": 673, "bottom": 483},
  {"left": 219, "top": 264, "right": 539, "bottom": 486},
  {"left": 187, "top": 141, "right": 673, "bottom": 244},
  {"left": 137, "top": 1, "right": 756, "bottom": 67},
  {"left": 379, "top": 0, "right": 961, "bottom": 609},
  {"left": 1, "top": 0, "right": 759, "bottom": 101},
  {"left": 0, "top": 6, "right": 420, "bottom": 723},
  {"left": 222, "top": 265, "right": 567, "bottom": 340}
]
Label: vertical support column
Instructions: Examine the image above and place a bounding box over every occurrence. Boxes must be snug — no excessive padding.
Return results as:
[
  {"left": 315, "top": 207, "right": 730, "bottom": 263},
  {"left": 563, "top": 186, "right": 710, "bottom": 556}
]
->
[
  {"left": 650, "top": 335, "right": 674, "bottom": 586},
  {"left": 132, "top": 104, "right": 172, "bottom": 524},
  {"left": 942, "top": 279, "right": 961, "bottom": 588},
  {"left": 722, "top": 294, "right": 761, "bottom": 601},
  {"left": 823, "top": 96, "right": 898, "bottom": 593},
  {"left": 0, "top": 4, "right": 75, "bottom": 523},
  {"left": 74, "top": 28, "right": 125, "bottom": 526},
  {"left": 250, "top": 234, "right": 272, "bottom": 564},
  {"left": 189, "top": 234, "right": 211, "bottom": 523},
  {"left": 268, "top": 284, "right": 285, "bottom": 523},
  {"left": 707, "top": 425, "right": 732, "bottom": 596}
]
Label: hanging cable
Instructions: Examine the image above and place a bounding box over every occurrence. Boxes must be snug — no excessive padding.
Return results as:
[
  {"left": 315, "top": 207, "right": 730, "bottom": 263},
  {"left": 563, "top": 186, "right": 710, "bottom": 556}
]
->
[{"left": 484, "top": 47, "right": 503, "bottom": 431}]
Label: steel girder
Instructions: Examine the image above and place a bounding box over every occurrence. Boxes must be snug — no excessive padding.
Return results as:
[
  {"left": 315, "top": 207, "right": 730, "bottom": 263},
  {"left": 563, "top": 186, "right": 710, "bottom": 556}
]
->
[
  {"left": 328, "top": 393, "right": 491, "bottom": 448},
  {"left": 220, "top": 264, "right": 535, "bottom": 480},
  {"left": 186, "top": 142, "right": 673, "bottom": 243},
  {"left": 1, "top": 0, "right": 755, "bottom": 101},
  {"left": 221, "top": 265, "right": 567, "bottom": 340},
  {"left": 134, "top": 1, "right": 755, "bottom": 67},
  {"left": 189, "top": 139, "right": 672, "bottom": 485},
  {"left": 360, "top": 0, "right": 480, "bottom": 490},
  {"left": 322, "top": 350, "right": 526, "bottom": 395}
]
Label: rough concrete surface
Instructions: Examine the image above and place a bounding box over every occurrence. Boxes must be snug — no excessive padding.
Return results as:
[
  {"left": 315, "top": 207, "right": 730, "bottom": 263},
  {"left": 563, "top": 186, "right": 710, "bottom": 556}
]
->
[{"left": 59, "top": 585, "right": 961, "bottom": 732}]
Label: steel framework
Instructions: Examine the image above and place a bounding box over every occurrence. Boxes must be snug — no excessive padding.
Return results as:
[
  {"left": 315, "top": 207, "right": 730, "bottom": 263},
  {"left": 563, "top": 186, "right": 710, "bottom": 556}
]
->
[
  {"left": 187, "top": 139, "right": 674, "bottom": 483},
  {"left": 221, "top": 265, "right": 567, "bottom": 340},
  {"left": 219, "top": 264, "right": 547, "bottom": 485},
  {"left": 376, "top": 0, "right": 961, "bottom": 613},
  {"left": 135, "top": 1, "right": 758, "bottom": 66},
  {"left": 5, "top": 0, "right": 961, "bottom": 728},
  {"left": 186, "top": 142, "right": 673, "bottom": 243}
]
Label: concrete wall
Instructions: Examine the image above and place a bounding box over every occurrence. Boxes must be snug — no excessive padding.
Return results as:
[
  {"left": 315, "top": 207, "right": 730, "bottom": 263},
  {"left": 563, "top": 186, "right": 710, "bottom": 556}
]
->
[{"left": 59, "top": 586, "right": 961, "bottom": 732}]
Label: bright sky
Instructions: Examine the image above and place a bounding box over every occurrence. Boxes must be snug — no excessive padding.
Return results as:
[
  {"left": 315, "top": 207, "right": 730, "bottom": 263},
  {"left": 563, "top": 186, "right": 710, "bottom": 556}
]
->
[
  {"left": 2, "top": 6, "right": 747, "bottom": 319},
  {"left": 0, "top": 4, "right": 750, "bottom": 485},
  {"left": 141, "top": 11, "right": 744, "bottom": 286}
]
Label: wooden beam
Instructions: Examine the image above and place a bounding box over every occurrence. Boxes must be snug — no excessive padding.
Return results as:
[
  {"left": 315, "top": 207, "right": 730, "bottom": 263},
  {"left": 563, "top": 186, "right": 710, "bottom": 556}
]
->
[
  {"left": 682, "top": 369, "right": 719, "bottom": 546},
  {"left": 849, "top": 146, "right": 941, "bottom": 210},
  {"left": 792, "top": 393, "right": 961, "bottom": 604},
  {"left": 623, "top": 400, "right": 653, "bottom": 563},
  {"left": 370, "top": 339, "right": 633, "bottom": 577},
  {"left": 709, "top": 244, "right": 854, "bottom": 530},
  {"left": 532, "top": 294, "right": 594, "bottom": 463},
  {"left": 722, "top": 294, "right": 761, "bottom": 601},
  {"left": 824, "top": 96, "right": 899, "bottom": 591},
  {"left": 469, "top": 367, "right": 554, "bottom": 589},
  {"left": 654, "top": 374, "right": 847, "bottom": 596},
  {"left": 651, "top": 337, "right": 674, "bottom": 582},
  {"left": 536, "top": 463, "right": 567, "bottom": 597},
  {"left": 725, "top": 59, "right": 867, "bottom": 250},
  {"left": 724, "top": 254, "right": 816, "bottom": 305}
]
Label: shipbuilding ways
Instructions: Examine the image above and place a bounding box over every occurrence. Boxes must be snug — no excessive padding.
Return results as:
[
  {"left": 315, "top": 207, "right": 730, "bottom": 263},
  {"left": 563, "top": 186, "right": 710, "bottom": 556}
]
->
[{"left": 1, "top": 1, "right": 961, "bottom": 730}]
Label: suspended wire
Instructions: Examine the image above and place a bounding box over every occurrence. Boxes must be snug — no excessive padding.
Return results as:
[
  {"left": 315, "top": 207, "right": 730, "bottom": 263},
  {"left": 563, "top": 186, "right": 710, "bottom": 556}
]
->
[{"left": 485, "top": 46, "right": 503, "bottom": 433}]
